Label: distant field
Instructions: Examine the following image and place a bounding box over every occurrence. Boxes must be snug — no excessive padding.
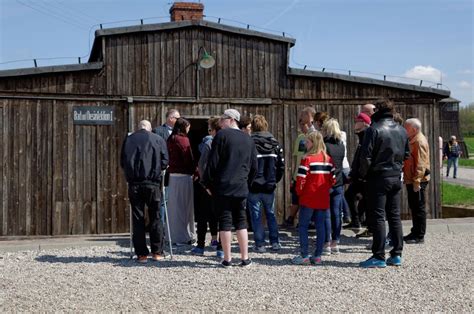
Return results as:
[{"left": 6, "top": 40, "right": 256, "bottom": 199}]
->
[{"left": 442, "top": 182, "right": 474, "bottom": 206}]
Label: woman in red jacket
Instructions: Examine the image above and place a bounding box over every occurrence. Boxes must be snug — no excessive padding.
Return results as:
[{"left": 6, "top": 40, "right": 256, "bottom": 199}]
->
[
  {"left": 167, "top": 118, "right": 196, "bottom": 245},
  {"left": 292, "top": 131, "right": 335, "bottom": 265}
]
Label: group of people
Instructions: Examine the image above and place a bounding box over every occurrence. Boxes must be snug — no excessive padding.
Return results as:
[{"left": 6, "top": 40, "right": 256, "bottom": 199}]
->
[{"left": 121, "top": 98, "right": 432, "bottom": 268}]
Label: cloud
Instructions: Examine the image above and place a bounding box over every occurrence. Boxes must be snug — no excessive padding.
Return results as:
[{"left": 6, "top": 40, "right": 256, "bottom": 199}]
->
[
  {"left": 458, "top": 81, "right": 472, "bottom": 89},
  {"left": 458, "top": 69, "right": 473, "bottom": 75},
  {"left": 404, "top": 65, "right": 443, "bottom": 83}
]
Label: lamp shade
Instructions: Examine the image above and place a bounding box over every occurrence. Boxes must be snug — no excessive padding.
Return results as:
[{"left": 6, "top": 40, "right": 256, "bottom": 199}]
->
[{"left": 199, "top": 51, "right": 215, "bottom": 69}]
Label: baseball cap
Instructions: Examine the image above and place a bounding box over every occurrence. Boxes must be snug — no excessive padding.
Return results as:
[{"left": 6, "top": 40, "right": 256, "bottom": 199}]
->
[
  {"left": 222, "top": 109, "right": 240, "bottom": 122},
  {"left": 355, "top": 112, "right": 371, "bottom": 125}
]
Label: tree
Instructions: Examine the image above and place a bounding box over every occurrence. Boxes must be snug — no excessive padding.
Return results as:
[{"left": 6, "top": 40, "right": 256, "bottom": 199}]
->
[{"left": 460, "top": 102, "right": 474, "bottom": 136}]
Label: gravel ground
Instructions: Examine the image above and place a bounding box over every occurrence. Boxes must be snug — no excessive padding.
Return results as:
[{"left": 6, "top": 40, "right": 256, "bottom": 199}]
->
[{"left": 1, "top": 230, "right": 473, "bottom": 312}]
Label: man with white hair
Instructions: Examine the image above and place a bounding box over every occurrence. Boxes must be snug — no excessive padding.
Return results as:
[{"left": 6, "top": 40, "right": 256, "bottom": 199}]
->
[
  {"left": 121, "top": 120, "right": 169, "bottom": 263},
  {"left": 202, "top": 109, "right": 258, "bottom": 268},
  {"left": 403, "top": 118, "right": 430, "bottom": 244},
  {"left": 361, "top": 103, "right": 376, "bottom": 117}
]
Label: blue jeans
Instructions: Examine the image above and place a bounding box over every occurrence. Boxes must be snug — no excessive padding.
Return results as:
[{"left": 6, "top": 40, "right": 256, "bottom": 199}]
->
[
  {"left": 447, "top": 157, "right": 459, "bottom": 178},
  {"left": 299, "top": 206, "right": 330, "bottom": 257},
  {"left": 248, "top": 192, "right": 279, "bottom": 246},
  {"left": 329, "top": 185, "right": 344, "bottom": 242}
]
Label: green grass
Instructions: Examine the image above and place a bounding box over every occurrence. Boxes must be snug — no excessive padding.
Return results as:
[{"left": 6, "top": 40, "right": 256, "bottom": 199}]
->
[
  {"left": 443, "top": 159, "right": 474, "bottom": 168},
  {"left": 442, "top": 182, "right": 474, "bottom": 206},
  {"left": 464, "top": 136, "right": 474, "bottom": 155}
]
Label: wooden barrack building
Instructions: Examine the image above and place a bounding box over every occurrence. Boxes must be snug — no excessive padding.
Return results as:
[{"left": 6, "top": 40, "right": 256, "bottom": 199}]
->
[{"left": 0, "top": 3, "right": 450, "bottom": 236}]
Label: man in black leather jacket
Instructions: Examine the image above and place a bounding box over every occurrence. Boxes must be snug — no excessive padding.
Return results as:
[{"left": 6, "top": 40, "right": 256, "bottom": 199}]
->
[{"left": 358, "top": 99, "right": 410, "bottom": 268}]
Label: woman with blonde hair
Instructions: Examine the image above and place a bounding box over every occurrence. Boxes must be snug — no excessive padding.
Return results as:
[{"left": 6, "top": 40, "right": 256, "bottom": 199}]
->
[
  {"left": 292, "top": 131, "right": 335, "bottom": 265},
  {"left": 321, "top": 118, "right": 346, "bottom": 255}
]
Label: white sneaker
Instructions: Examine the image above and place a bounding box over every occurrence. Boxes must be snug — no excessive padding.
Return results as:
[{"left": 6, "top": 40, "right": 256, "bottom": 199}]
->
[
  {"left": 253, "top": 245, "right": 266, "bottom": 253},
  {"left": 271, "top": 243, "right": 282, "bottom": 251},
  {"left": 322, "top": 246, "right": 331, "bottom": 256}
]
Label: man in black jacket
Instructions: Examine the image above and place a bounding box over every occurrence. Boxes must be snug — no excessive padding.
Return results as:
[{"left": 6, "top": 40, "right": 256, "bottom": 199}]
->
[
  {"left": 248, "top": 115, "right": 285, "bottom": 253},
  {"left": 153, "top": 108, "right": 180, "bottom": 141},
  {"left": 358, "top": 99, "right": 410, "bottom": 268},
  {"left": 121, "top": 120, "right": 169, "bottom": 263},
  {"left": 202, "top": 109, "right": 258, "bottom": 267}
]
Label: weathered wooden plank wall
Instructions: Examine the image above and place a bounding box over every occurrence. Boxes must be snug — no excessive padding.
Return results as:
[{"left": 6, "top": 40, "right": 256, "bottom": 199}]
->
[
  {"left": 0, "top": 24, "right": 448, "bottom": 235},
  {"left": 0, "top": 99, "right": 129, "bottom": 236}
]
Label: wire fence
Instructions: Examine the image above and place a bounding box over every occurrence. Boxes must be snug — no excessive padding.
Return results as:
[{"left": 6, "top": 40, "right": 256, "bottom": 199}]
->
[{"left": 0, "top": 14, "right": 449, "bottom": 91}]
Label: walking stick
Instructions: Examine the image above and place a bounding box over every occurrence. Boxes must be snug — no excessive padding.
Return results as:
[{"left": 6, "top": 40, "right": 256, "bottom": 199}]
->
[
  {"left": 162, "top": 170, "right": 173, "bottom": 259},
  {"left": 129, "top": 202, "right": 134, "bottom": 259}
]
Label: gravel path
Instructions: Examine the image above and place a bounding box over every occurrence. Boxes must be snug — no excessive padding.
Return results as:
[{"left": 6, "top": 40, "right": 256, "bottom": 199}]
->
[
  {"left": 1, "top": 230, "right": 473, "bottom": 312},
  {"left": 443, "top": 166, "right": 474, "bottom": 188}
]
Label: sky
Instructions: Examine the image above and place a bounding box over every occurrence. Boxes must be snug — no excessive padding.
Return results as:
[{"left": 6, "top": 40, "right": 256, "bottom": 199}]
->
[{"left": 0, "top": 0, "right": 472, "bottom": 105}]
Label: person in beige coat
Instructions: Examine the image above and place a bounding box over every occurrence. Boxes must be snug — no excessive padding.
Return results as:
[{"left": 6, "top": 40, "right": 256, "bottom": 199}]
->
[{"left": 403, "top": 118, "right": 430, "bottom": 244}]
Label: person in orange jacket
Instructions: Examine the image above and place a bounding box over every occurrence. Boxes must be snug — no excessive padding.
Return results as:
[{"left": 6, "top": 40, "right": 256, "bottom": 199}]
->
[{"left": 403, "top": 118, "right": 430, "bottom": 244}]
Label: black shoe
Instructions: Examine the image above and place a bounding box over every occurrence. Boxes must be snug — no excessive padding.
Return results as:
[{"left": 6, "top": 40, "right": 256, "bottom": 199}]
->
[
  {"left": 283, "top": 216, "right": 294, "bottom": 228},
  {"left": 239, "top": 259, "right": 252, "bottom": 267},
  {"left": 343, "top": 217, "right": 352, "bottom": 225},
  {"left": 343, "top": 222, "right": 362, "bottom": 231},
  {"left": 356, "top": 229, "right": 372, "bottom": 238},
  {"left": 404, "top": 235, "right": 424, "bottom": 244},
  {"left": 220, "top": 260, "right": 232, "bottom": 268}
]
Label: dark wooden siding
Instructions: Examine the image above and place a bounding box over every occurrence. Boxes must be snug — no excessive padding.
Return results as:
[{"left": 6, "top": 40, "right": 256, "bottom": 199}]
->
[
  {"left": 103, "top": 28, "right": 287, "bottom": 99},
  {"left": 0, "top": 99, "right": 129, "bottom": 236}
]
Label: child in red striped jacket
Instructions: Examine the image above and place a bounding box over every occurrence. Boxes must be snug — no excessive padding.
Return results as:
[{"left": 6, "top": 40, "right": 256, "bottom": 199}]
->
[{"left": 292, "top": 131, "right": 335, "bottom": 265}]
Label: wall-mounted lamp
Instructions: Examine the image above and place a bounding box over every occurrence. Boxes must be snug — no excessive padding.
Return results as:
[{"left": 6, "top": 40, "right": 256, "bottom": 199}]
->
[{"left": 196, "top": 47, "right": 215, "bottom": 100}]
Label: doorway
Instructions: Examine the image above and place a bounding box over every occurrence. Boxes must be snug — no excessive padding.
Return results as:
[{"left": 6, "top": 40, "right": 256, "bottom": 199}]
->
[{"left": 187, "top": 117, "right": 211, "bottom": 161}]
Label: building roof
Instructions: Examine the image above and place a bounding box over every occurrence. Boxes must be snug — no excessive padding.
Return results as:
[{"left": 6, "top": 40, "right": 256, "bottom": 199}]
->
[
  {"left": 439, "top": 97, "right": 461, "bottom": 103},
  {"left": 287, "top": 68, "right": 450, "bottom": 97},
  {"left": 88, "top": 20, "right": 296, "bottom": 61},
  {"left": 0, "top": 62, "right": 103, "bottom": 78},
  {"left": 0, "top": 20, "right": 449, "bottom": 97}
]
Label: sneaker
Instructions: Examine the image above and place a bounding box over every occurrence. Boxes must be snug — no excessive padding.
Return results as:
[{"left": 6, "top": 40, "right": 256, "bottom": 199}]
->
[
  {"left": 210, "top": 239, "right": 219, "bottom": 248},
  {"left": 386, "top": 255, "right": 402, "bottom": 266},
  {"left": 405, "top": 237, "right": 424, "bottom": 244},
  {"left": 310, "top": 256, "right": 322, "bottom": 265},
  {"left": 404, "top": 234, "right": 424, "bottom": 244},
  {"left": 330, "top": 244, "right": 340, "bottom": 255},
  {"left": 220, "top": 260, "right": 232, "bottom": 268},
  {"left": 292, "top": 255, "right": 310, "bottom": 265},
  {"left": 322, "top": 246, "right": 331, "bottom": 256},
  {"left": 359, "top": 257, "right": 386, "bottom": 268},
  {"left": 271, "top": 243, "right": 282, "bottom": 251},
  {"left": 385, "top": 239, "right": 394, "bottom": 250},
  {"left": 343, "top": 217, "right": 351, "bottom": 225},
  {"left": 216, "top": 250, "right": 224, "bottom": 259},
  {"left": 309, "top": 221, "right": 316, "bottom": 230},
  {"left": 356, "top": 229, "right": 373, "bottom": 238},
  {"left": 253, "top": 245, "right": 266, "bottom": 253},
  {"left": 191, "top": 246, "right": 205, "bottom": 256},
  {"left": 151, "top": 253, "right": 164, "bottom": 261},
  {"left": 136, "top": 255, "right": 148, "bottom": 264},
  {"left": 343, "top": 222, "right": 363, "bottom": 232},
  {"left": 239, "top": 259, "right": 252, "bottom": 267}
]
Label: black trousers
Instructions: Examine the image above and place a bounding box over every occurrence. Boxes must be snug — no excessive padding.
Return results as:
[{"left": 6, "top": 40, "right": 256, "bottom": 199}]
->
[
  {"left": 345, "top": 181, "right": 366, "bottom": 226},
  {"left": 194, "top": 182, "right": 218, "bottom": 248},
  {"left": 129, "top": 184, "right": 164, "bottom": 256},
  {"left": 367, "top": 176, "right": 403, "bottom": 260},
  {"left": 406, "top": 182, "right": 428, "bottom": 239}
]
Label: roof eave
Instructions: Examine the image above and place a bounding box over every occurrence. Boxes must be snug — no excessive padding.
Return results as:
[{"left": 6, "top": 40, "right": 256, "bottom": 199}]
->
[
  {"left": 0, "top": 62, "right": 103, "bottom": 78},
  {"left": 287, "top": 67, "right": 450, "bottom": 97}
]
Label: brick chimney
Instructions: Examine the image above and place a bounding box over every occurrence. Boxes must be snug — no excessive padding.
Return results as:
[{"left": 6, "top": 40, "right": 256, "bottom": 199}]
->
[{"left": 170, "top": 2, "right": 204, "bottom": 22}]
